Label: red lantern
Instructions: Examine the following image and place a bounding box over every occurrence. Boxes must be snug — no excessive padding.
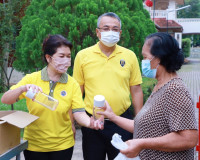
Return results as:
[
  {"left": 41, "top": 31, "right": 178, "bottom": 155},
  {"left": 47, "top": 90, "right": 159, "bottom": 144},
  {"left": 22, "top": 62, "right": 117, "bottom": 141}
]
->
[{"left": 145, "top": 0, "right": 153, "bottom": 7}]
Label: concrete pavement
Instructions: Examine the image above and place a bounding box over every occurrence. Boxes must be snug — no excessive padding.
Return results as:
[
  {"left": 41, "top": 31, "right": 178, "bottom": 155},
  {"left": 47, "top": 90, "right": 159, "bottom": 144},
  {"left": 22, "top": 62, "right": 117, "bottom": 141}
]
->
[{"left": 72, "top": 129, "right": 83, "bottom": 160}]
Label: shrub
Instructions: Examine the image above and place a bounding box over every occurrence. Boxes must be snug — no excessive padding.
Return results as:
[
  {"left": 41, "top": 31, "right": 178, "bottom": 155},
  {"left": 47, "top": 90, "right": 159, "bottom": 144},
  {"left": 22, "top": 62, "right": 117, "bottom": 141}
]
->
[
  {"left": 141, "top": 77, "right": 157, "bottom": 104},
  {"left": 182, "top": 38, "right": 191, "bottom": 58},
  {"left": 129, "top": 77, "right": 157, "bottom": 116},
  {"left": 14, "top": 0, "right": 156, "bottom": 74}
]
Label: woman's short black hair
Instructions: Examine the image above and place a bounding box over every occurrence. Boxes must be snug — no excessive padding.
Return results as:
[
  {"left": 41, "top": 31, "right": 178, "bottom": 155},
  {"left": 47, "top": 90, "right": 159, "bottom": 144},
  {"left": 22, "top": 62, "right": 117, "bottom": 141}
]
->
[
  {"left": 145, "top": 32, "right": 184, "bottom": 73},
  {"left": 42, "top": 34, "right": 73, "bottom": 63}
]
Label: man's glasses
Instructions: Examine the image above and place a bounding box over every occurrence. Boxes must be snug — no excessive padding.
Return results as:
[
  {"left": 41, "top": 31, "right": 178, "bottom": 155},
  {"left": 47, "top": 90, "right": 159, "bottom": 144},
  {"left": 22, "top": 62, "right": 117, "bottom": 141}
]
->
[{"left": 98, "top": 27, "right": 121, "bottom": 32}]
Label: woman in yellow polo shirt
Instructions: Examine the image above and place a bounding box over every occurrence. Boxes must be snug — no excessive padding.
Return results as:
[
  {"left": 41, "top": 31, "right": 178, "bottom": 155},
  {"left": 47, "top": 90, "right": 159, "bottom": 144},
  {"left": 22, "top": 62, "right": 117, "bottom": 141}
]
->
[{"left": 1, "top": 34, "right": 103, "bottom": 160}]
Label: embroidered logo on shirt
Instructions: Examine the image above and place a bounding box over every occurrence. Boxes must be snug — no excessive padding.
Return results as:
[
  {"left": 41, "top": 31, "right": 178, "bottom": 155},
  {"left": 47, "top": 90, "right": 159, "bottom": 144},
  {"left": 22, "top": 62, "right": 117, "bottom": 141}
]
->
[
  {"left": 61, "top": 91, "right": 67, "bottom": 96},
  {"left": 120, "top": 59, "right": 126, "bottom": 67}
]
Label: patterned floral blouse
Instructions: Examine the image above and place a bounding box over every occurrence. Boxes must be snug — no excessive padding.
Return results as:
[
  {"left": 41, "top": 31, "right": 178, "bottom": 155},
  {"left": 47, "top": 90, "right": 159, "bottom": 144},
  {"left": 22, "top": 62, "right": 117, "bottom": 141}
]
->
[{"left": 133, "top": 78, "right": 197, "bottom": 160}]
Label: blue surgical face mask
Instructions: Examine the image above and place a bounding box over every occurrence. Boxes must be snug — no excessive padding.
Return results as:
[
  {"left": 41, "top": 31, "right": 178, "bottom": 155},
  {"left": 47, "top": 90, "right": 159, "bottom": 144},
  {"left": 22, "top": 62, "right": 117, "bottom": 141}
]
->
[{"left": 142, "top": 58, "right": 158, "bottom": 78}]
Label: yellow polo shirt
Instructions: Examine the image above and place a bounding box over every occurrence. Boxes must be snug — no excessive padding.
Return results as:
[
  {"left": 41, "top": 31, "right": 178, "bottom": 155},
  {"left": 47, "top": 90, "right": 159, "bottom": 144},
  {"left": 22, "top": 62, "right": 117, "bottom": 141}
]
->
[
  {"left": 11, "top": 67, "right": 85, "bottom": 152},
  {"left": 73, "top": 42, "right": 142, "bottom": 116}
]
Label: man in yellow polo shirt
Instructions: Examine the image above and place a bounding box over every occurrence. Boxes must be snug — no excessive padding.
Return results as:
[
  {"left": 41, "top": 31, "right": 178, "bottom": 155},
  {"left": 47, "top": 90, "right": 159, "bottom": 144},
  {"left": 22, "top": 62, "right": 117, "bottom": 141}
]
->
[{"left": 73, "top": 12, "right": 143, "bottom": 160}]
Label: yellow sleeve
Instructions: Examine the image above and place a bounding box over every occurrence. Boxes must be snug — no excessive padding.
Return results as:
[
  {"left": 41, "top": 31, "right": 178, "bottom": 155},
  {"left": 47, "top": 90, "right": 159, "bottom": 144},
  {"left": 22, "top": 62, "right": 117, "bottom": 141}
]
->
[
  {"left": 73, "top": 52, "right": 85, "bottom": 86},
  {"left": 10, "top": 74, "right": 32, "bottom": 100},
  {"left": 71, "top": 80, "right": 85, "bottom": 112},
  {"left": 129, "top": 53, "right": 142, "bottom": 86}
]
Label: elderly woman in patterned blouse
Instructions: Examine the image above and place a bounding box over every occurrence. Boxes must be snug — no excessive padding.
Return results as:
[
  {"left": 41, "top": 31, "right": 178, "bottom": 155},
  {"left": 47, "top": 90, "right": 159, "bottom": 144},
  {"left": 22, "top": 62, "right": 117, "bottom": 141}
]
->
[{"left": 99, "top": 32, "right": 198, "bottom": 159}]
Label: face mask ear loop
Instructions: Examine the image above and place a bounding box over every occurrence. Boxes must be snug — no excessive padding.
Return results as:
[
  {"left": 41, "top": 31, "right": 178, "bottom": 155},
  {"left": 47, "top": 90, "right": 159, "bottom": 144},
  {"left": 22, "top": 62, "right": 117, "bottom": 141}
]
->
[
  {"left": 150, "top": 56, "right": 159, "bottom": 70},
  {"left": 156, "top": 64, "right": 159, "bottom": 69},
  {"left": 150, "top": 56, "right": 155, "bottom": 62}
]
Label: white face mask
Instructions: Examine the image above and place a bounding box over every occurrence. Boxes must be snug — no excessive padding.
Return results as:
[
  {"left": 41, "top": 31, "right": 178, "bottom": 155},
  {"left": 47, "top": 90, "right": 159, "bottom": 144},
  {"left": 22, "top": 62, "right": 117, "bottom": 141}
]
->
[
  {"left": 50, "top": 57, "right": 71, "bottom": 73},
  {"left": 100, "top": 31, "right": 120, "bottom": 47}
]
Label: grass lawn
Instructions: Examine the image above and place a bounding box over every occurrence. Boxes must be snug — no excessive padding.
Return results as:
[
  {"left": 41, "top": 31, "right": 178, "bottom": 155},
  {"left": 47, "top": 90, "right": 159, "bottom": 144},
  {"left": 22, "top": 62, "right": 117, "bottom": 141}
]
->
[{"left": 0, "top": 94, "right": 28, "bottom": 112}]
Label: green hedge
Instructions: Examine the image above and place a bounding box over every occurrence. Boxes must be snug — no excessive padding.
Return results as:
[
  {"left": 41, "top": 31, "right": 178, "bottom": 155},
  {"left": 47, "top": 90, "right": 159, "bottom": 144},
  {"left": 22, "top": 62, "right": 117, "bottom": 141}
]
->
[
  {"left": 182, "top": 38, "right": 191, "bottom": 58},
  {"left": 141, "top": 77, "right": 157, "bottom": 104},
  {"left": 14, "top": 0, "right": 156, "bottom": 74}
]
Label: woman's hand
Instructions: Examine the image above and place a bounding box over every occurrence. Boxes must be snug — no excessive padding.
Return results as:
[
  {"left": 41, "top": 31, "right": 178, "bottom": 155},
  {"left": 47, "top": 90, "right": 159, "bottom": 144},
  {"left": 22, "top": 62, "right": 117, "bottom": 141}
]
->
[
  {"left": 120, "top": 139, "right": 143, "bottom": 158},
  {"left": 98, "top": 101, "right": 134, "bottom": 133},
  {"left": 97, "top": 101, "right": 116, "bottom": 121},
  {"left": 23, "top": 84, "right": 43, "bottom": 93},
  {"left": 89, "top": 116, "right": 104, "bottom": 130},
  {"left": 73, "top": 112, "right": 104, "bottom": 130},
  {"left": 1, "top": 84, "right": 43, "bottom": 104}
]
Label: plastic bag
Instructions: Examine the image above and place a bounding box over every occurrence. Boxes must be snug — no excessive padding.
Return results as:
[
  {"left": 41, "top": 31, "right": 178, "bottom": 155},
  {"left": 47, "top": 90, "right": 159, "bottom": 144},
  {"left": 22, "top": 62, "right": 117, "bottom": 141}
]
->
[{"left": 111, "top": 133, "right": 140, "bottom": 160}]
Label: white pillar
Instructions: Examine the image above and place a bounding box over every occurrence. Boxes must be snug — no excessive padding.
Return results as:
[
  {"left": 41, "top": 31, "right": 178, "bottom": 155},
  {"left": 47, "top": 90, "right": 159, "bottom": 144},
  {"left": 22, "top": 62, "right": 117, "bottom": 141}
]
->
[{"left": 175, "top": 32, "right": 182, "bottom": 49}]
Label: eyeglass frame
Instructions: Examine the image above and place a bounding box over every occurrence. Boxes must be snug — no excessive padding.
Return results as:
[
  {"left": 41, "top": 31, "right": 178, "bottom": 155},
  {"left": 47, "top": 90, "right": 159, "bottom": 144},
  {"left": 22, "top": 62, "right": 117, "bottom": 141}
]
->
[{"left": 97, "top": 27, "right": 121, "bottom": 32}]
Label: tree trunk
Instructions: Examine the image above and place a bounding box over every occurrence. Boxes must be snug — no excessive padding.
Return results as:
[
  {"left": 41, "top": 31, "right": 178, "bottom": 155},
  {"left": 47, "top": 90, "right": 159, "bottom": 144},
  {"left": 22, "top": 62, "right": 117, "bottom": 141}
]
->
[{"left": 2, "top": 43, "right": 9, "bottom": 91}]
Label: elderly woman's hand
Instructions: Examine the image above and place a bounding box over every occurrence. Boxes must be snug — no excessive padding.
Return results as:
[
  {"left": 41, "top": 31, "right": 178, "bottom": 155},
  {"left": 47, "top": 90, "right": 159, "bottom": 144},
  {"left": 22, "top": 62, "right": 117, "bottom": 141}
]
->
[
  {"left": 97, "top": 101, "right": 116, "bottom": 121},
  {"left": 120, "top": 139, "right": 143, "bottom": 158}
]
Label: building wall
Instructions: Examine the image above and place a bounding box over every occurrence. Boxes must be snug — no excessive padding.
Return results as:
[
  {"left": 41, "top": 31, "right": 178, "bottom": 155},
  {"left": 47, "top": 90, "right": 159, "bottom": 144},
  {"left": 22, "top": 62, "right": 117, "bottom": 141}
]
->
[{"left": 177, "top": 19, "right": 200, "bottom": 34}]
